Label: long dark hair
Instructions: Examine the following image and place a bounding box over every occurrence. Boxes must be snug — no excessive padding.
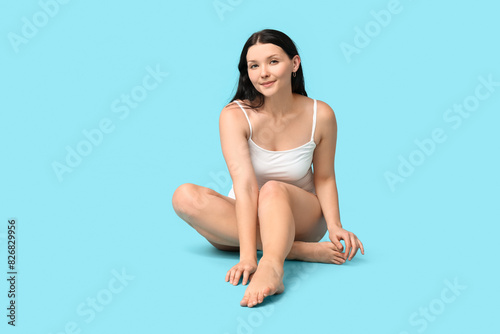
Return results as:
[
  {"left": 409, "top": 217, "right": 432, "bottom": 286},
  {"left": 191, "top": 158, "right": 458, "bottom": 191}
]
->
[{"left": 229, "top": 29, "right": 307, "bottom": 110}]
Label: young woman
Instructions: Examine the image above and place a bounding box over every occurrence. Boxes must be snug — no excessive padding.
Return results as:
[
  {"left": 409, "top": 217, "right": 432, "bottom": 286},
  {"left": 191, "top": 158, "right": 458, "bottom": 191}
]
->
[{"left": 172, "top": 29, "right": 364, "bottom": 308}]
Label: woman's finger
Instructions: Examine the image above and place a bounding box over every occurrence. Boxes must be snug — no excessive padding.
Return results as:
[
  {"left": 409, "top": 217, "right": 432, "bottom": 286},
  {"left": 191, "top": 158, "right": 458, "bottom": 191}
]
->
[
  {"left": 225, "top": 270, "right": 231, "bottom": 282},
  {"left": 343, "top": 232, "right": 352, "bottom": 260},
  {"left": 358, "top": 239, "right": 365, "bottom": 255},
  {"left": 330, "top": 237, "right": 343, "bottom": 251},
  {"left": 233, "top": 269, "right": 243, "bottom": 286},
  {"left": 242, "top": 270, "right": 250, "bottom": 285},
  {"left": 348, "top": 235, "right": 358, "bottom": 260},
  {"left": 230, "top": 269, "right": 237, "bottom": 285}
]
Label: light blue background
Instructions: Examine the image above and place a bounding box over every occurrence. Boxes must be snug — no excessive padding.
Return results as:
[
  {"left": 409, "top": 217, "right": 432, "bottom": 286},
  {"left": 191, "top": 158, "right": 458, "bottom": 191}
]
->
[{"left": 1, "top": 0, "right": 499, "bottom": 333}]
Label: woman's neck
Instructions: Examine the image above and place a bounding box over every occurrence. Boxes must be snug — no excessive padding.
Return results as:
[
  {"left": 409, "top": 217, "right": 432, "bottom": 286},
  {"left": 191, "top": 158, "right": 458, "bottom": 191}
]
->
[{"left": 261, "top": 91, "right": 296, "bottom": 118}]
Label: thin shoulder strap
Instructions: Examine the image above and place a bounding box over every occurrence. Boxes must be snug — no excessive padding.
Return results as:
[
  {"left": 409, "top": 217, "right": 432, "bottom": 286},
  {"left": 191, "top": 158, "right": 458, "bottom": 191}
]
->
[
  {"left": 234, "top": 100, "right": 252, "bottom": 139},
  {"left": 311, "top": 99, "right": 317, "bottom": 141}
]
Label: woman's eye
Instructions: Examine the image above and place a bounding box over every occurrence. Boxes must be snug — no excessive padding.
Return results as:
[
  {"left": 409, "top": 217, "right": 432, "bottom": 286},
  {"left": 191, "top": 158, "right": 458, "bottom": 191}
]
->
[{"left": 250, "top": 60, "right": 277, "bottom": 69}]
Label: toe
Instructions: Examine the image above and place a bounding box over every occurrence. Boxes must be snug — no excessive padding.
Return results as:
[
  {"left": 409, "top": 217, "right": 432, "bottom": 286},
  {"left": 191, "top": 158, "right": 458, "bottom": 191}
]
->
[
  {"left": 240, "top": 295, "right": 249, "bottom": 307},
  {"left": 257, "top": 291, "right": 264, "bottom": 304},
  {"left": 248, "top": 293, "right": 258, "bottom": 308}
]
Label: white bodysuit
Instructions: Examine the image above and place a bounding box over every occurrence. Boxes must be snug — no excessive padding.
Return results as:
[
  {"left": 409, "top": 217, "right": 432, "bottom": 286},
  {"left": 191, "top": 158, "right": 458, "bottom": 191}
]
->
[{"left": 227, "top": 99, "right": 317, "bottom": 199}]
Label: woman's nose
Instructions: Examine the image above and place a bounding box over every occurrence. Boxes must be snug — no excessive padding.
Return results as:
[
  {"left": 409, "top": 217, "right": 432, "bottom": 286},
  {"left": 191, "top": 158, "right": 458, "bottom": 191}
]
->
[{"left": 260, "top": 65, "right": 269, "bottom": 77}]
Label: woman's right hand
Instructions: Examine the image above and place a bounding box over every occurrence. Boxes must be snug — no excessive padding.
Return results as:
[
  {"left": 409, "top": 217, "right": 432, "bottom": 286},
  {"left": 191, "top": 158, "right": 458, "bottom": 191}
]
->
[{"left": 225, "top": 259, "right": 257, "bottom": 286}]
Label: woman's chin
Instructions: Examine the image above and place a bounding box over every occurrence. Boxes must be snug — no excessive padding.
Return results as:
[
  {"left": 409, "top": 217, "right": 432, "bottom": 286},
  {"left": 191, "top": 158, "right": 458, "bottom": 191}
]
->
[{"left": 258, "top": 87, "right": 280, "bottom": 97}]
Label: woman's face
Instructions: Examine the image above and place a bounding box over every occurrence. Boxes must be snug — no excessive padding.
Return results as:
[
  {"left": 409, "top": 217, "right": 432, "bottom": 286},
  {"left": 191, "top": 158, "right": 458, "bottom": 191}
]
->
[{"left": 246, "top": 43, "right": 299, "bottom": 97}]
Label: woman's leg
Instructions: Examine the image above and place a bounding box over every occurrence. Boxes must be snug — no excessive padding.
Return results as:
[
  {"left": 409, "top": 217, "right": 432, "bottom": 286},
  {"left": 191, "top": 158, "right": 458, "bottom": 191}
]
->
[
  {"left": 172, "top": 183, "right": 241, "bottom": 247},
  {"left": 239, "top": 180, "right": 330, "bottom": 307},
  {"left": 171, "top": 182, "right": 345, "bottom": 264}
]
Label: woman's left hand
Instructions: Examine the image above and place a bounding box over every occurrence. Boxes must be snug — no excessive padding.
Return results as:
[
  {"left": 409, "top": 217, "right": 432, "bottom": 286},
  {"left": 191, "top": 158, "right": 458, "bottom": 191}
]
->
[{"left": 328, "top": 226, "right": 364, "bottom": 261}]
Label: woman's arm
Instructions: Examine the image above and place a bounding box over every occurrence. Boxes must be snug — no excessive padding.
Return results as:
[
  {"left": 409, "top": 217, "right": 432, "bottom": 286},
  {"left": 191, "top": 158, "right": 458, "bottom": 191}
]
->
[
  {"left": 219, "top": 103, "right": 259, "bottom": 284},
  {"left": 312, "top": 100, "right": 364, "bottom": 260},
  {"left": 233, "top": 185, "right": 259, "bottom": 260},
  {"left": 315, "top": 176, "right": 342, "bottom": 230}
]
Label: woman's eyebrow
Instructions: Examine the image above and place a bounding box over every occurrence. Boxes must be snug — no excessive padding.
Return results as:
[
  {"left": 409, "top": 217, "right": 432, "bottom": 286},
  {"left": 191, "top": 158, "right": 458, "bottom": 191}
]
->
[{"left": 247, "top": 54, "right": 280, "bottom": 63}]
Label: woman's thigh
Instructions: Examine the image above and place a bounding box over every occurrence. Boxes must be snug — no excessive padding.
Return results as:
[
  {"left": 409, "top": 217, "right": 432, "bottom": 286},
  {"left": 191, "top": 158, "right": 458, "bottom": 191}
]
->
[
  {"left": 172, "top": 183, "right": 242, "bottom": 247},
  {"left": 173, "top": 182, "right": 326, "bottom": 247}
]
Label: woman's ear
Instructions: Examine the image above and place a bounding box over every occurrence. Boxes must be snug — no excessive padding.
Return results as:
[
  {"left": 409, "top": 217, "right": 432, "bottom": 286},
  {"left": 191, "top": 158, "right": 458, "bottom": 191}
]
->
[{"left": 292, "top": 55, "right": 301, "bottom": 72}]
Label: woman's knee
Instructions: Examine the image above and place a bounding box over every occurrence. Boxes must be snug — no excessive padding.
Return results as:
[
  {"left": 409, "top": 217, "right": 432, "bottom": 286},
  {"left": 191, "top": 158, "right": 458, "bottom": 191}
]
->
[
  {"left": 172, "top": 183, "right": 219, "bottom": 217},
  {"left": 258, "top": 181, "right": 289, "bottom": 205},
  {"left": 172, "top": 183, "right": 201, "bottom": 216}
]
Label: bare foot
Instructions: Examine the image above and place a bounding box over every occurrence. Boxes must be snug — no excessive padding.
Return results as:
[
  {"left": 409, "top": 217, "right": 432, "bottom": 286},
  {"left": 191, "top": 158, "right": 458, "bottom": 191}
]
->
[
  {"left": 289, "top": 241, "right": 346, "bottom": 264},
  {"left": 240, "top": 258, "right": 285, "bottom": 308}
]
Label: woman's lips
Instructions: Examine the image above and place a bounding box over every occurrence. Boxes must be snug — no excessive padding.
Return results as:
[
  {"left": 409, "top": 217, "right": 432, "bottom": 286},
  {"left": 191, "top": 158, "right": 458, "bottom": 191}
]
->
[{"left": 261, "top": 81, "right": 275, "bottom": 87}]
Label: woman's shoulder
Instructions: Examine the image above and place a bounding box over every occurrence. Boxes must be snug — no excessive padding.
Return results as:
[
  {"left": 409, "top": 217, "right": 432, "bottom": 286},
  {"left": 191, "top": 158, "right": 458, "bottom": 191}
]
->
[
  {"left": 306, "top": 97, "right": 337, "bottom": 135},
  {"left": 221, "top": 99, "right": 250, "bottom": 113},
  {"left": 219, "top": 100, "right": 250, "bottom": 127},
  {"left": 298, "top": 95, "right": 335, "bottom": 119},
  {"left": 219, "top": 100, "right": 252, "bottom": 139}
]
